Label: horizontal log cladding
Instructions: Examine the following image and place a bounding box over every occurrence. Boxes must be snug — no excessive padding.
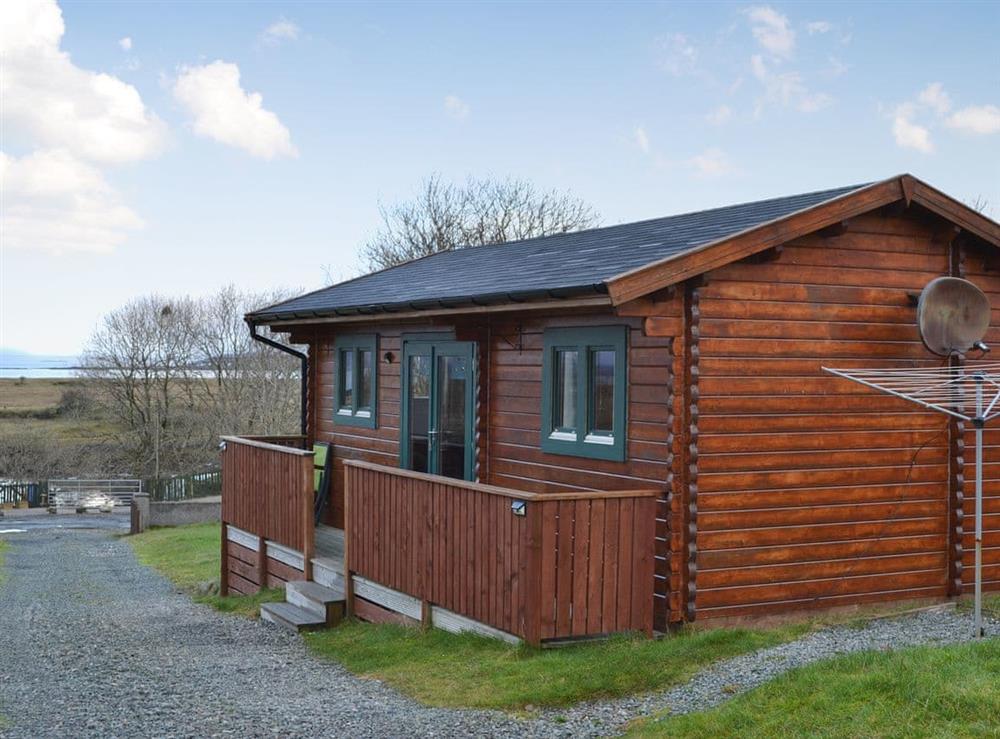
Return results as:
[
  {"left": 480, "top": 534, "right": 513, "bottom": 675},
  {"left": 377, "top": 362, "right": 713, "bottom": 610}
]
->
[
  {"left": 304, "top": 309, "right": 675, "bottom": 626},
  {"left": 693, "top": 209, "right": 969, "bottom": 619}
]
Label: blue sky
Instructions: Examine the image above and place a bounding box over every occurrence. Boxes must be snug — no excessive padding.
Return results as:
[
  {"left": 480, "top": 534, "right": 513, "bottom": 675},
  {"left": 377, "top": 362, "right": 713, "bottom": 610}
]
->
[{"left": 2, "top": 0, "right": 999, "bottom": 355}]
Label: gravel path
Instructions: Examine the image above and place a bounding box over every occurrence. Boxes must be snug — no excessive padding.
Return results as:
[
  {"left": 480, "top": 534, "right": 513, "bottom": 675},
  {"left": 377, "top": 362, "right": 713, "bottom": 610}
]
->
[
  {"left": 537, "top": 605, "right": 999, "bottom": 732},
  {"left": 1, "top": 527, "right": 996, "bottom": 738},
  {"left": 0, "top": 529, "right": 534, "bottom": 738}
]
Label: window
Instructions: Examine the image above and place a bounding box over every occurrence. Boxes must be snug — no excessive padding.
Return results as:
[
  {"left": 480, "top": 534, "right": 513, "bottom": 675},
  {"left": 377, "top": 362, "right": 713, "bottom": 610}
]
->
[
  {"left": 541, "top": 326, "right": 627, "bottom": 461},
  {"left": 334, "top": 334, "right": 377, "bottom": 428}
]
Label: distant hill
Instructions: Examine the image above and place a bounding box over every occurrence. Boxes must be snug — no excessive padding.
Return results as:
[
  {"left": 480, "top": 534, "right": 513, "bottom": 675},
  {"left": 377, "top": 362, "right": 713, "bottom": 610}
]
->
[{"left": 0, "top": 347, "right": 80, "bottom": 369}]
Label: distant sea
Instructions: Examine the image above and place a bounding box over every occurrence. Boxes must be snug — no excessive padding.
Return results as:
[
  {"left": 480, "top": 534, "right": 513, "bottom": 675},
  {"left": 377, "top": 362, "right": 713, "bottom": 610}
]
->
[
  {"left": 0, "top": 368, "right": 81, "bottom": 379},
  {"left": 0, "top": 348, "right": 80, "bottom": 379}
]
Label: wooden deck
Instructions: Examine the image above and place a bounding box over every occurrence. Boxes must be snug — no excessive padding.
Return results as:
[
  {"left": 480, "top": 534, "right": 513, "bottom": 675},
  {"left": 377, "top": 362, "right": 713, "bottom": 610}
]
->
[
  {"left": 344, "top": 460, "right": 660, "bottom": 644},
  {"left": 220, "top": 435, "right": 660, "bottom": 644},
  {"left": 314, "top": 524, "right": 345, "bottom": 570}
]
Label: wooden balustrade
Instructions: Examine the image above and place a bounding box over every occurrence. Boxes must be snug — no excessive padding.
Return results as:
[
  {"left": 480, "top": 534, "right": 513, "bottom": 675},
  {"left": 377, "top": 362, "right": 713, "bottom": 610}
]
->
[
  {"left": 344, "top": 460, "right": 658, "bottom": 645},
  {"left": 237, "top": 434, "right": 308, "bottom": 449},
  {"left": 220, "top": 436, "right": 314, "bottom": 576}
]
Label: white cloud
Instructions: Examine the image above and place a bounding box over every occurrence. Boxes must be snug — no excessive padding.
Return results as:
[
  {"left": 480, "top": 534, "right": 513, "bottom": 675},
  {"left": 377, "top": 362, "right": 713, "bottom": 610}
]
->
[
  {"left": 261, "top": 18, "right": 300, "bottom": 46},
  {"left": 750, "top": 54, "right": 831, "bottom": 113},
  {"left": 0, "top": 149, "right": 143, "bottom": 254},
  {"left": 688, "top": 147, "right": 734, "bottom": 178},
  {"left": 444, "top": 94, "right": 470, "bottom": 121},
  {"left": 918, "top": 82, "right": 951, "bottom": 115},
  {"left": 119, "top": 36, "right": 132, "bottom": 51},
  {"left": 173, "top": 61, "right": 298, "bottom": 159},
  {"left": 706, "top": 104, "right": 732, "bottom": 126},
  {"left": 892, "top": 104, "right": 933, "bottom": 153},
  {"left": 806, "top": 20, "right": 832, "bottom": 35},
  {"left": 657, "top": 32, "right": 698, "bottom": 76},
  {"left": 745, "top": 6, "right": 795, "bottom": 59},
  {"left": 633, "top": 126, "right": 650, "bottom": 154},
  {"left": 946, "top": 105, "right": 1000, "bottom": 135},
  {"left": 887, "top": 84, "right": 999, "bottom": 153},
  {"left": 0, "top": 0, "right": 166, "bottom": 164}
]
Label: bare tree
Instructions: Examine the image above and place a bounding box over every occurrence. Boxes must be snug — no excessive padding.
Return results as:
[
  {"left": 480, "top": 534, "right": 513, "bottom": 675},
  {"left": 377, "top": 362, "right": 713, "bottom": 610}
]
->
[
  {"left": 81, "top": 295, "right": 202, "bottom": 477},
  {"left": 359, "top": 174, "right": 600, "bottom": 271},
  {"left": 79, "top": 287, "right": 303, "bottom": 479},
  {"left": 193, "top": 285, "right": 302, "bottom": 443},
  {"left": 968, "top": 195, "right": 994, "bottom": 218}
]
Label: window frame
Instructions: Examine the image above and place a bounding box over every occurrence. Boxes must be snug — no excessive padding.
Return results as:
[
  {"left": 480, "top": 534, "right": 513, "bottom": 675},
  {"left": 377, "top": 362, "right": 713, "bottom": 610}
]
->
[
  {"left": 541, "top": 326, "right": 627, "bottom": 461},
  {"left": 333, "top": 334, "right": 378, "bottom": 428}
]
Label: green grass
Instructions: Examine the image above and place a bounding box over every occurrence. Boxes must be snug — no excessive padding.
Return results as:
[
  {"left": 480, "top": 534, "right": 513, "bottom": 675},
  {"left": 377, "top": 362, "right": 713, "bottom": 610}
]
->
[
  {"left": 128, "top": 522, "right": 282, "bottom": 619},
  {"left": 304, "top": 620, "right": 807, "bottom": 711},
  {"left": 629, "top": 637, "right": 1000, "bottom": 738},
  {"left": 958, "top": 593, "right": 1000, "bottom": 620}
]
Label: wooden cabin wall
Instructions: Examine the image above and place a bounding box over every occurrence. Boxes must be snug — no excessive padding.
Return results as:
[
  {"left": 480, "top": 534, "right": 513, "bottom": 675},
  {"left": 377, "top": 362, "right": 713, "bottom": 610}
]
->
[
  {"left": 302, "top": 326, "right": 407, "bottom": 529},
  {"left": 689, "top": 209, "right": 969, "bottom": 620},
  {"left": 294, "top": 310, "right": 677, "bottom": 627},
  {"left": 482, "top": 312, "right": 676, "bottom": 629}
]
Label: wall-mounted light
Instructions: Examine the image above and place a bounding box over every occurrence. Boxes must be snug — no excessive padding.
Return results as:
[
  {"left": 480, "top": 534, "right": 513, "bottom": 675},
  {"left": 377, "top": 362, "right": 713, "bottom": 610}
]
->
[
  {"left": 383, "top": 351, "right": 395, "bottom": 364},
  {"left": 511, "top": 499, "right": 526, "bottom": 517}
]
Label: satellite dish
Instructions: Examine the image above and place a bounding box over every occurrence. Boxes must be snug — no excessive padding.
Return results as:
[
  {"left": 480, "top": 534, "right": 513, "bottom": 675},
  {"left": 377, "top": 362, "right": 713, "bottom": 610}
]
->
[{"left": 917, "top": 277, "right": 991, "bottom": 356}]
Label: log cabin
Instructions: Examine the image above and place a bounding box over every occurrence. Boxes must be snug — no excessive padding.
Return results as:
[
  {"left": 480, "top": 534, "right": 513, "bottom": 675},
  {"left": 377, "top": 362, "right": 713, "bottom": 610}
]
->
[{"left": 219, "top": 173, "right": 1000, "bottom": 644}]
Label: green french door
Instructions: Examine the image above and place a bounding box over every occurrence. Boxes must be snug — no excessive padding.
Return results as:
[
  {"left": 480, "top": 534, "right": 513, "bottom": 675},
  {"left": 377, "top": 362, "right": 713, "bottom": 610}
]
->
[{"left": 401, "top": 341, "right": 476, "bottom": 481}]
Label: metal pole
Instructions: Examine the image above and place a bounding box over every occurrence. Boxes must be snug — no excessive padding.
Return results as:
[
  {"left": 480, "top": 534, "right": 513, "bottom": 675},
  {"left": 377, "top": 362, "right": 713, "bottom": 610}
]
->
[{"left": 974, "top": 374, "right": 984, "bottom": 638}]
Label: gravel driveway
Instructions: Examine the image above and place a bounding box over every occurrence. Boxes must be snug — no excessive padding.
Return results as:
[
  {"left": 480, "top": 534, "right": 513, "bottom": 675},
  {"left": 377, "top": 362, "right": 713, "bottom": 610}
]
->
[{"left": 1, "top": 526, "right": 996, "bottom": 738}]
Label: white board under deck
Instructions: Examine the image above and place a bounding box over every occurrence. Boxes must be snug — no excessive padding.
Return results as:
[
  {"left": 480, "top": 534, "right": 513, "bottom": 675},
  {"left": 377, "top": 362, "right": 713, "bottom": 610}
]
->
[
  {"left": 430, "top": 605, "right": 521, "bottom": 645},
  {"left": 226, "top": 525, "right": 259, "bottom": 551},
  {"left": 266, "top": 540, "right": 305, "bottom": 571}
]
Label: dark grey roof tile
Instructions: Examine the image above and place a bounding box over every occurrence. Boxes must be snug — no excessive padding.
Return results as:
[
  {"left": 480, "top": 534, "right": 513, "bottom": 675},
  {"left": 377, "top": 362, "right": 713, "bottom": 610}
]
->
[{"left": 251, "top": 182, "right": 869, "bottom": 321}]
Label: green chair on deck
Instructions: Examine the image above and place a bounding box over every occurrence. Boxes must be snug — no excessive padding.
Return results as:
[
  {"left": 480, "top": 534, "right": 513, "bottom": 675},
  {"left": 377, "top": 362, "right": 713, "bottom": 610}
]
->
[{"left": 312, "top": 442, "right": 332, "bottom": 524}]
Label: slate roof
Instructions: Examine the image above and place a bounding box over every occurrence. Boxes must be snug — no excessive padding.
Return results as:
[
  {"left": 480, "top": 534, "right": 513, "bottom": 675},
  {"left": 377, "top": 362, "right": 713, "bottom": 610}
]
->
[{"left": 250, "top": 182, "right": 870, "bottom": 322}]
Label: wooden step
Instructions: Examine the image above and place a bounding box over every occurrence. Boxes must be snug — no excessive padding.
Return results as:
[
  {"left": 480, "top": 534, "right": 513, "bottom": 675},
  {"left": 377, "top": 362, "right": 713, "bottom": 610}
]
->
[
  {"left": 311, "top": 557, "right": 345, "bottom": 591},
  {"left": 286, "top": 580, "right": 346, "bottom": 625},
  {"left": 260, "top": 601, "right": 327, "bottom": 633}
]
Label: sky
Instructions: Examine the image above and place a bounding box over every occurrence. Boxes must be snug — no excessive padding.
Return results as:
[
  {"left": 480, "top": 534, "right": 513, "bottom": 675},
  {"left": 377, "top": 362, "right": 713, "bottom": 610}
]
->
[{"left": 2, "top": 0, "right": 999, "bottom": 356}]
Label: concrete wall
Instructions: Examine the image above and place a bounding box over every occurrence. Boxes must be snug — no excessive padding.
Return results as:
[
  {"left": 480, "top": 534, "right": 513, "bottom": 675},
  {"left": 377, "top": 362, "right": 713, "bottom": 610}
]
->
[
  {"left": 131, "top": 494, "right": 221, "bottom": 533},
  {"left": 151, "top": 496, "right": 221, "bottom": 527}
]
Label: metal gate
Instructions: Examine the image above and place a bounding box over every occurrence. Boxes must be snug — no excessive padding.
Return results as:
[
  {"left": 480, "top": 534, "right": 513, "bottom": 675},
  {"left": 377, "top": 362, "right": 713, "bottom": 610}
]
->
[{"left": 46, "top": 479, "right": 142, "bottom": 509}]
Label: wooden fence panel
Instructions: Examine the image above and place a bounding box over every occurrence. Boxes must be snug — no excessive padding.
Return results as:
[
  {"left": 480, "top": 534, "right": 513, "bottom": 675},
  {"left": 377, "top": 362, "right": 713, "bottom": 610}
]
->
[
  {"left": 345, "top": 460, "right": 658, "bottom": 643},
  {"left": 220, "top": 436, "right": 313, "bottom": 552}
]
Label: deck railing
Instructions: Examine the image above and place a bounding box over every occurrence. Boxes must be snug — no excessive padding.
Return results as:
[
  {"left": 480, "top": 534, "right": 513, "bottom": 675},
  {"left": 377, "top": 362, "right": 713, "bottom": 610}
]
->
[
  {"left": 344, "top": 460, "right": 659, "bottom": 645},
  {"left": 220, "top": 435, "right": 314, "bottom": 592}
]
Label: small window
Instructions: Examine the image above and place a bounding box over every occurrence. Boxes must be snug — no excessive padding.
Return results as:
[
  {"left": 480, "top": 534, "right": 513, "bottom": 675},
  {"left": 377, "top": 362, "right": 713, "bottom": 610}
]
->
[
  {"left": 334, "top": 335, "right": 378, "bottom": 428},
  {"left": 541, "top": 326, "right": 627, "bottom": 461}
]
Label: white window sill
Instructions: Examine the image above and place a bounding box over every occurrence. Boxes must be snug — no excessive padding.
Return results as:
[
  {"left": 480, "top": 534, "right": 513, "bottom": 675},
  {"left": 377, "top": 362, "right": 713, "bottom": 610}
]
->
[
  {"left": 584, "top": 434, "right": 614, "bottom": 446},
  {"left": 548, "top": 430, "right": 578, "bottom": 442}
]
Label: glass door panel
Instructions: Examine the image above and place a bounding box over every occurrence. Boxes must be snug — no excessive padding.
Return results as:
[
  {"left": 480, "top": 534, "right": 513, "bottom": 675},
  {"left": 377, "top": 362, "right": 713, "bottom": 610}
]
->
[
  {"left": 402, "top": 341, "right": 474, "bottom": 481},
  {"left": 406, "top": 352, "right": 432, "bottom": 473},
  {"left": 435, "top": 353, "right": 468, "bottom": 480}
]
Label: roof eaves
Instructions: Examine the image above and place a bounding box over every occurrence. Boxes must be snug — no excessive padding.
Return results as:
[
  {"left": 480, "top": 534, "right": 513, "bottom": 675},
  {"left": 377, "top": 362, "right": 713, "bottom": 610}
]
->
[
  {"left": 603, "top": 176, "right": 901, "bottom": 305},
  {"left": 248, "top": 284, "right": 610, "bottom": 325}
]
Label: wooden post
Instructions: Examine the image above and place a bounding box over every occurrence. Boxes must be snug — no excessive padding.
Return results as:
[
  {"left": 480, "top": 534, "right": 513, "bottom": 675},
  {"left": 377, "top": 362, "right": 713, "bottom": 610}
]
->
[
  {"left": 302, "top": 453, "right": 314, "bottom": 582},
  {"left": 219, "top": 521, "right": 229, "bottom": 596},
  {"left": 343, "top": 465, "right": 355, "bottom": 616},
  {"left": 257, "top": 534, "right": 267, "bottom": 592},
  {"left": 421, "top": 600, "right": 432, "bottom": 630},
  {"left": 523, "top": 501, "right": 544, "bottom": 647}
]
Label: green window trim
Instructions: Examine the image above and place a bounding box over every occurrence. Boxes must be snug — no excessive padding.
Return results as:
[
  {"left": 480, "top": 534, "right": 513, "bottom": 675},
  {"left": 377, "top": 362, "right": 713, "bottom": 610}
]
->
[
  {"left": 334, "top": 334, "right": 378, "bottom": 428},
  {"left": 541, "top": 326, "right": 627, "bottom": 462}
]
